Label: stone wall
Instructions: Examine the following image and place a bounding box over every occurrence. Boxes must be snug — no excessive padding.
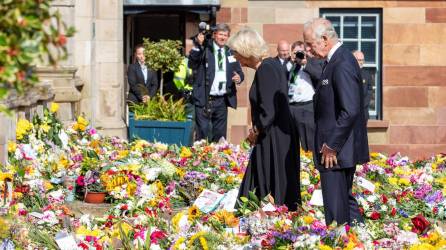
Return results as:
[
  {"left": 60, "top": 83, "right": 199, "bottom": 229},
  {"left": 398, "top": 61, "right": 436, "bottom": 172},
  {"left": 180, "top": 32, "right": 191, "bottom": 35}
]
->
[
  {"left": 219, "top": 0, "right": 446, "bottom": 158},
  {"left": 55, "top": 0, "right": 127, "bottom": 138}
]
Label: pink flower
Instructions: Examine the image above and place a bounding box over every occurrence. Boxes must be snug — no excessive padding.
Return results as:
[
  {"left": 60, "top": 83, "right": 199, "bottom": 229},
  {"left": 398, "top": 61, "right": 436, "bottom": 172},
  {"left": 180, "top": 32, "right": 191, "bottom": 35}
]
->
[
  {"left": 89, "top": 128, "right": 97, "bottom": 135},
  {"left": 76, "top": 176, "right": 85, "bottom": 186},
  {"left": 150, "top": 230, "right": 166, "bottom": 244}
]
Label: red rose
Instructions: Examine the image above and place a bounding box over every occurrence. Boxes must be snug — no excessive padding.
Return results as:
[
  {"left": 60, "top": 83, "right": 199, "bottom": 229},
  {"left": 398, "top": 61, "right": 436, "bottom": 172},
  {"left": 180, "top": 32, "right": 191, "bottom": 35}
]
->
[
  {"left": 433, "top": 207, "right": 438, "bottom": 214},
  {"left": 381, "top": 195, "right": 388, "bottom": 204},
  {"left": 391, "top": 207, "right": 397, "bottom": 216},
  {"left": 359, "top": 207, "right": 364, "bottom": 215},
  {"left": 370, "top": 211, "right": 381, "bottom": 220},
  {"left": 411, "top": 214, "right": 430, "bottom": 234},
  {"left": 120, "top": 204, "right": 128, "bottom": 210},
  {"left": 150, "top": 230, "right": 166, "bottom": 244}
]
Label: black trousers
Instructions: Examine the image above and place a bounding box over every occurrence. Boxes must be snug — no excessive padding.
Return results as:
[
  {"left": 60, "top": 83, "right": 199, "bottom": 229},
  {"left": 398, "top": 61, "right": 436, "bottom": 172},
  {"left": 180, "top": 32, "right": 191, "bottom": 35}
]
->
[
  {"left": 195, "top": 96, "right": 228, "bottom": 142},
  {"left": 289, "top": 101, "right": 315, "bottom": 152},
  {"left": 320, "top": 167, "right": 363, "bottom": 226}
]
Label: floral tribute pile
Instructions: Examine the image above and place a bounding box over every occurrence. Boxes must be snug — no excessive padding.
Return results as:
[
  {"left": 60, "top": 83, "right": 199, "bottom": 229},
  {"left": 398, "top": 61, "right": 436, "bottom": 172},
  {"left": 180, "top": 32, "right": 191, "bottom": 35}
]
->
[{"left": 0, "top": 104, "right": 445, "bottom": 249}]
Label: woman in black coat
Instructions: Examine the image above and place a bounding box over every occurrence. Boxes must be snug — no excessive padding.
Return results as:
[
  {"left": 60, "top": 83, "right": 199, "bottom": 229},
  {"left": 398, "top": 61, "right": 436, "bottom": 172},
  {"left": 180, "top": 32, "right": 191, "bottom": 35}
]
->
[
  {"left": 127, "top": 44, "right": 159, "bottom": 103},
  {"left": 228, "top": 27, "right": 301, "bottom": 210}
]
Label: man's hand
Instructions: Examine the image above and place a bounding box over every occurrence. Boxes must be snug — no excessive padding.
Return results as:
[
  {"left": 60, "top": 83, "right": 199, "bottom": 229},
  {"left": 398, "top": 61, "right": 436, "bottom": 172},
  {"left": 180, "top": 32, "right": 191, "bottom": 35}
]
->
[
  {"left": 196, "top": 33, "right": 205, "bottom": 46},
  {"left": 232, "top": 71, "right": 241, "bottom": 85},
  {"left": 246, "top": 127, "right": 259, "bottom": 146},
  {"left": 142, "top": 95, "right": 150, "bottom": 103},
  {"left": 320, "top": 143, "right": 338, "bottom": 168}
]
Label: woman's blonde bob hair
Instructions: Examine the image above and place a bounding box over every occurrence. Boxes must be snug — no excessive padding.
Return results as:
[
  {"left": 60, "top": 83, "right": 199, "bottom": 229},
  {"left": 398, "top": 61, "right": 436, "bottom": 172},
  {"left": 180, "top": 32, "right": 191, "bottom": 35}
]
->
[{"left": 227, "top": 27, "right": 269, "bottom": 60}]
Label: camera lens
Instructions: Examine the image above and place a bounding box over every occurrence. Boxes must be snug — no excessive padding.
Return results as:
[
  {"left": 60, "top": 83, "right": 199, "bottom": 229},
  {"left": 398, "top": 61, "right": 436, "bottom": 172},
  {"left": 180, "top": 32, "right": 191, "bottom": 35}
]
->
[{"left": 295, "top": 51, "right": 305, "bottom": 60}]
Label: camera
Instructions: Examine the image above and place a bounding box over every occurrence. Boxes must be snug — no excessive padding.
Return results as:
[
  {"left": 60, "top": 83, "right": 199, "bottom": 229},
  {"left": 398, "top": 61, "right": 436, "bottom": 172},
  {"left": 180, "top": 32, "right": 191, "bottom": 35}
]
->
[
  {"left": 295, "top": 50, "right": 305, "bottom": 60},
  {"left": 192, "top": 22, "right": 215, "bottom": 46}
]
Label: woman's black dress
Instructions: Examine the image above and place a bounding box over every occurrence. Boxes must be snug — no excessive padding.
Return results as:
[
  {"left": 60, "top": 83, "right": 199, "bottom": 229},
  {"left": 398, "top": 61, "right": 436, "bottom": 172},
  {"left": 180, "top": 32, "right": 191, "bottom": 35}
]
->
[{"left": 238, "top": 57, "right": 301, "bottom": 211}]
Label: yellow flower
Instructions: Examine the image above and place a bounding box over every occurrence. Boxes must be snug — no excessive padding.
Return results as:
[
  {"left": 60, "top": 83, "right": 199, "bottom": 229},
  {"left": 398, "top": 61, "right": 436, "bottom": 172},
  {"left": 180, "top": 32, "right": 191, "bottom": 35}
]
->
[
  {"left": 409, "top": 243, "right": 436, "bottom": 250},
  {"left": 225, "top": 176, "right": 235, "bottom": 184},
  {"left": 180, "top": 147, "right": 192, "bottom": 158},
  {"left": 7, "top": 141, "right": 16, "bottom": 153},
  {"left": 44, "top": 181, "right": 54, "bottom": 191},
  {"left": 74, "top": 115, "right": 89, "bottom": 131},
  {"left": 118, "top": 150, "right": 129, "bottom": 159},
  {"left": 389, "top": 177, "right": 398, "bottom": 186},
  {"left": 399, "top": 178, "right": 410, "bottom": 186},
  {"left": 188, "top": 231, "right": 206, "bottom": 248},
  {"left": 59, "top": 155, "right": 69, "bottom": 168},
  {"left": 199, "top": 236, "right": 209, "bottom": 250},
  {"left": 303, "top": 216, "right": 314, "bottom": 224},
  {"left": 431, "top": 163, "right": 438, "bottom": 170},
  {"left": 50, "top": 102, "right": 59, "bottom": 113},
  {"left": 126, "top": 182, "right": 137, "bottom": 196},
  {"left": 214, "top": 210, "right": 238, "bottom": 227},
  {"left": 173, "top": 237, "right": 186, "bottom": 250},
  {"left": 176, "top": 168, "right": 186, "bottom": 178},
  {"left": 375, "top": 182, "right": 381, "bottom": 190},
  {"left": 223, "top": 148, "right": 232, "bottom": 155},
  {"left": 319, "top": 245, "right": 333, "bottom": 250},
  {"left": 188, "top": 205, "right": 202, "bottom": 221},
  {"left": 0, "top": 217, "right": 10, "bottom": 239},
  {"left": 40, "top": 123, "right": 51, "bottom": 133},
  {"left": 0, "top": 172, "right": 13, "bottom": 182},
  {"left": 172, "top": 212, "right": 186, "bottom": 232},
  {"left": 16, "top": 119, "right": 33, "bottom": 139}
]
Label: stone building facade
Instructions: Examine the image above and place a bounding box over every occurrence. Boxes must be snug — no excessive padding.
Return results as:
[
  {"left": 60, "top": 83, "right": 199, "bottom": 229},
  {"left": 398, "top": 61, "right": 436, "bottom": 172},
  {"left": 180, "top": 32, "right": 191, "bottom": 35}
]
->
[{"left": 3, "top": 0, "right": 444, "bottom": 163}]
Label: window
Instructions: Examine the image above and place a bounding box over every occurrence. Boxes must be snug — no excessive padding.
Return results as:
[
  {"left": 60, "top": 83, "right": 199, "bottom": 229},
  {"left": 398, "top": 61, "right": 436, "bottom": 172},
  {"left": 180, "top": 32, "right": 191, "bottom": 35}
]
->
[{"left": 321, "top": 9, "right": 382, "bottom": 119}]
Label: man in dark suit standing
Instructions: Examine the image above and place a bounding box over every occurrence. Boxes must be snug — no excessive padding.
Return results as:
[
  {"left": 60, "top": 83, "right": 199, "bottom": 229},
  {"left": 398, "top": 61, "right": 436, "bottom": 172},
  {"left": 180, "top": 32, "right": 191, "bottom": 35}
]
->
[
  {"left": 303, "top": 18, "right": 369, "bottom": 226},
  {"left": 353, "top": 50, "right": 373, "bottom": 120},
  {"left": 127, "top": 44, "right": 159, "bottom": 103},
  {"left": 275, "top": 40, "right": 292, "bottom": 80},
  {"left": 188, "top": 23, "right": 244, "bottom": 142}
]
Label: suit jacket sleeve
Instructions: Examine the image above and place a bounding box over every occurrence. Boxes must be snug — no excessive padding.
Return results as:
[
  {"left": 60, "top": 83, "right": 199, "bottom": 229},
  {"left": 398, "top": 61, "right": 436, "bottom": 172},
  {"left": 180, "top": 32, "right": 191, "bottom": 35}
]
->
[
  {"left": 148, "top": 69, "right": 159, "bottom": 97},
  {"left": 304, "top": 57, "right": 323, "bottom": 87},
  {"left": 127, "top": 64, "right": 148, "bottom": 102},
  {"left": 255, "top": 62, "right": 279, "bottom": 131},
  {"left": 188, "top": 47, "right": 204, "bottom": 70},
  {"left": 326, "top": 61, "right": 361, "bottom": 152},
  {"left": 234, "top": 61, "right": 245, "bottom": 83}
]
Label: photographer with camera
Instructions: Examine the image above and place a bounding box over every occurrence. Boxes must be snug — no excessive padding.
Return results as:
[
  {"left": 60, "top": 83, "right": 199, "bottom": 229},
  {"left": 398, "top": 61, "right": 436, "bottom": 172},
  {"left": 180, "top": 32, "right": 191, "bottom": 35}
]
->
[
  {"left": 288, "top": 41, "right": 318, "bottom": 152},
  {"left": 188, "top": 23, "right": 244, "bottom": 142}
]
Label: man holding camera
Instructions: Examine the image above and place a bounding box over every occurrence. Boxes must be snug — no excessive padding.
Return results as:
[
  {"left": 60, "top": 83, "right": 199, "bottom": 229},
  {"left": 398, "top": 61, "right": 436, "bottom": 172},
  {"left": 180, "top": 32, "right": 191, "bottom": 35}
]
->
[
  {"left": 188, "top": 23, "right": 244, "bottom": 142},
  {"left": 288, "top": 41, "right": 319, "bottom": 152}
]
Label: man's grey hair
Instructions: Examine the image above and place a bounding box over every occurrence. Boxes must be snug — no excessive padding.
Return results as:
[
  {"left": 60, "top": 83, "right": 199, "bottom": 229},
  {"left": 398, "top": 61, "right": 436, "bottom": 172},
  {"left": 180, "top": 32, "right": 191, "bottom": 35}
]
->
[
  {"left": 304, "top": 18, "right": 339, "bottom": 42},
  {"left": 214, "top": 23, "right": 231, "bottom": 33}
]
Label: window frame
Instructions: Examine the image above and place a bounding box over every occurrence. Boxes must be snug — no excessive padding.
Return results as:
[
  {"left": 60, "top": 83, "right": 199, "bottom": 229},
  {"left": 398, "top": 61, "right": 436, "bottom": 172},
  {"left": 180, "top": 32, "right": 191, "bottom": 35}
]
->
[{"left": 320, "top": 8, "right": 383, "bottom": 120}]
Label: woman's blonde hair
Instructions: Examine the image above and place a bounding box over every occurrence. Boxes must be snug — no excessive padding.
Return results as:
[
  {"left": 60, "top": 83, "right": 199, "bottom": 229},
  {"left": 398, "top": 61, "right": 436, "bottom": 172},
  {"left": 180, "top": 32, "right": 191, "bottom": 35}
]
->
[{"left": 227, "top": 26, "right": 269, "bottom": 60}]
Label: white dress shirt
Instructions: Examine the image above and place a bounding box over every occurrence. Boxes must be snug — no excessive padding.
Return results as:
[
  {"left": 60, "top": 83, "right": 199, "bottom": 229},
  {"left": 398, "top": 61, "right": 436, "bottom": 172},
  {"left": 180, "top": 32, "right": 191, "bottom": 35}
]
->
[
  {"left": 288, "top": 66, "right": 315, "bottom": 103},
  {"left": 210, "top": 42, "right": 227, "bottom": 96}
]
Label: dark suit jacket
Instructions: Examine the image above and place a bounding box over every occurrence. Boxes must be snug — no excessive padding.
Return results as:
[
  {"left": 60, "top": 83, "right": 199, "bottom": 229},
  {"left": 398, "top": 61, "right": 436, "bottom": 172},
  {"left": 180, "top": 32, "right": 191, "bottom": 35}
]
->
[
  {"left": 360, "top": 68, "right": 373, "bottom": 120},
  {"left": 274, "top": 56, "right": 291, "bottom": 81},
  {"left": 313, "top": 45, "right": 369, "bottom": 171},
  {"left": 188, "top": 41, "right": 244, "bottom": 109},
  {"left": 127, "top": 63, "right": 159, "bottom": 103},
  {"left": 303, "top": 57, "right": 324, "bottom": 88}
]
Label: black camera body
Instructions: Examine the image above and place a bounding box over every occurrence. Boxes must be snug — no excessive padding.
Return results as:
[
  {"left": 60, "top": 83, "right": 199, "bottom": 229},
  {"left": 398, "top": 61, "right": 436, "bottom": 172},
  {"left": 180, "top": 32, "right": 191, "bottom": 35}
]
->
[
  {"left": 295, "top": 50, "right": 305, "bottom": 60},
  {"left": 192, "top": 22, "right": 215, "bottom": 47}
]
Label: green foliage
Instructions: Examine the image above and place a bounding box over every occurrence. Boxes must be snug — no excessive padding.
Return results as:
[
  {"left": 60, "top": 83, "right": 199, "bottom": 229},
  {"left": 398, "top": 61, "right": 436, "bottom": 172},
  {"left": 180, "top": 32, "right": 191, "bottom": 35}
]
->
[
  {"left": 130, "top": 94, "right": 187, "bottom": 122},
  {"left": 0, "top": 0, "right": 75, "bottom": 104},
  {"left": 142, "top": 39, "right": 183, "bottom": 73}
]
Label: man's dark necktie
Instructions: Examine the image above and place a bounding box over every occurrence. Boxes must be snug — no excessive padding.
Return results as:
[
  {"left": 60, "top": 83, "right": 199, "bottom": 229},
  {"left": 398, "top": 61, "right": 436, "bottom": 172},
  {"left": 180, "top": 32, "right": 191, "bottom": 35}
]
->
[
  {"left": 218, "top": 48, "right": 223, "bottom": 70},
  {"left": 322, "top": 60, "right": 328, "bottom": 72}
]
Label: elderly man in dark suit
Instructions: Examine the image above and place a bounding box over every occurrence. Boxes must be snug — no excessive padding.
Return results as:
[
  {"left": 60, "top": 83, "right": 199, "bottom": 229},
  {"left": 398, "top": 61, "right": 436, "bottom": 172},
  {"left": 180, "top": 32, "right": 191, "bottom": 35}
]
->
[
  {"left": 303, "top": 18, "right": 370, "bottom": 226},
  {"left": 127, "top": 44, "right": 159, "bottom": 103},
  {"left": 188, "top": 23, "right": 244, "bottom": 142}
]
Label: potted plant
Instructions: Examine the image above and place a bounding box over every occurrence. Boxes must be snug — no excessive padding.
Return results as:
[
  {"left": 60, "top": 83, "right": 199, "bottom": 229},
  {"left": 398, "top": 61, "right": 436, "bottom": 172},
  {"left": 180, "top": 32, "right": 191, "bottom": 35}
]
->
[
  {"left": 143, "top": 39, "right": 183, "bottom": 96},
  {"left": 83, "top": 170, "right": 107, "bottom": 204},
  {"left": 128, "top": 94, "right": 192, "bottom": 146}
]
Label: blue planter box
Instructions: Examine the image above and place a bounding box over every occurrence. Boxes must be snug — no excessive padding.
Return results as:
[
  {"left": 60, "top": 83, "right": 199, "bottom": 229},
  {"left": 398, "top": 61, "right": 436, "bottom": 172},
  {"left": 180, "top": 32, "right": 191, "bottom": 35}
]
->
[{"left": 128, "top": 113, "right": 193, "bottom": 146}]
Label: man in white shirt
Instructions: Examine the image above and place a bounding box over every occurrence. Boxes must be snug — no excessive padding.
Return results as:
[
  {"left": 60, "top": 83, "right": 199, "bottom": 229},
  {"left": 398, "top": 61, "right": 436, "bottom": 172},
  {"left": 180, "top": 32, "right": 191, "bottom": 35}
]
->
[
  {"left": 188, "top": 23, "right": 244, "bottom": 142},
  {"left": 288, "top": 41, "right": 315, "bottom": 152}
]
